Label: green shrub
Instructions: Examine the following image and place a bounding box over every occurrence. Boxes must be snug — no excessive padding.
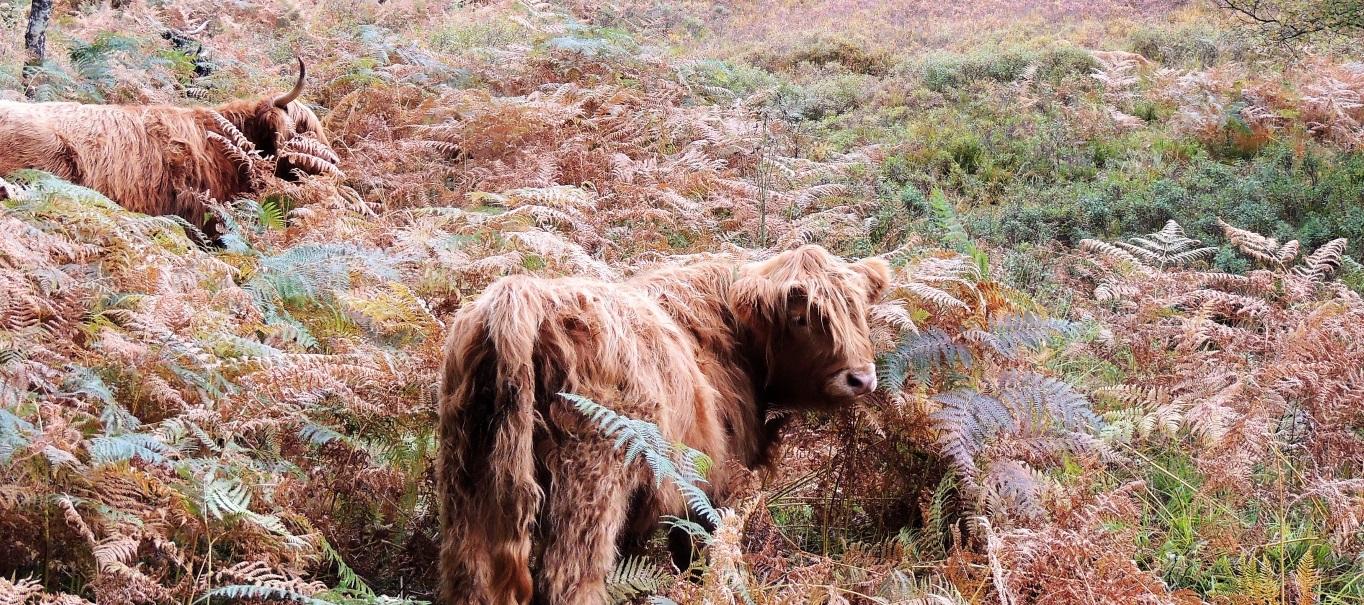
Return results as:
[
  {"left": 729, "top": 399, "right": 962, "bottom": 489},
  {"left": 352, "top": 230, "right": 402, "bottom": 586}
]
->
[
  {"left": 429, "top": 17, "right": 531, "bottom": 52},
  {"left": 919, "top": 50, "right": 1033, "bottom": 91},
  {"left": 751, "top": 34, "right": 891, "bottom": 75},
  {"left": 1127, "top": 24, "right": 1250, "bottom": 67},
  {"left": 783, "top": 72, "right": 876, "bottom": 120},
  {"left": 917, "top": 45, "right": 1092, "bottom": 92},
  {"left": 962, "top": 141, "right": 1364, "bottom": 265},
  {"left": 947, "top": 134, "right": 984, "bottom": 174},
  {"left": 1031, "top": 46, "right": 1099, "bottom": 84},
  {"left": 676, "top": 59, "right": 779, "bottom": 100},
  {"left": 542, "top": 22, "right": 638, "bottom": 57}
]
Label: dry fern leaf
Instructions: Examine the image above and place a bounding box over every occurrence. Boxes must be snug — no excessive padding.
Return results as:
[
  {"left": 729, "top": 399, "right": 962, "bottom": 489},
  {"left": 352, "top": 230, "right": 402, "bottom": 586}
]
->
[
  {"left": 1294, "top": 238, "right": 1349, "bottom": 281},
  {"left": 282, "top": 137, "right": 342, "bottom": 166},
  {"left": 1278, "top": 240, "right": 1301, "bottom": 265},
  {"left": 1218, "top": 218, "right": 1295, "bottom": 268},
  {"left": 1080, "top": 239, "right": 1142, "bottom": 266},
  {"left": 93, "top": 536, "right": 141, "bottom": 572},
  {"left": 207, "top": 110, "right": 256, "bottom": 152},
  {"left": 407, "top": 139, "right": 463, "bottom": 157},
  {"left": 1092, "top": 384, "right": 1169, "bottom": 407},
  {"left": 0, "top": 177, "right": 25, "bottom": 201},
  {"left": 0, "top": 576, "right": 44, "bottom": 605},
  {"left": 1094, "top": 280, "right": 1139, "bottom": 302},
  {"left": 58, "top": 496, "right": 96, "bottom": 546},
  {"left": 281, "top": 152, "right": 345, "bottom": 178},
  {"left": 208, "top": 132, "right": 262, "bottom": 171},
  {"left": 1296, "top": 550, "right": 1321, "bottom": 605}
]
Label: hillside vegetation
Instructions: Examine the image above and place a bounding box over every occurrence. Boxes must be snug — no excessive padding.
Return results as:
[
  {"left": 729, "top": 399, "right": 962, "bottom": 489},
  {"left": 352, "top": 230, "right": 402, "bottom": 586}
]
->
[{"left": 2, "top": 0, "right": 1363, "bottom": 603}]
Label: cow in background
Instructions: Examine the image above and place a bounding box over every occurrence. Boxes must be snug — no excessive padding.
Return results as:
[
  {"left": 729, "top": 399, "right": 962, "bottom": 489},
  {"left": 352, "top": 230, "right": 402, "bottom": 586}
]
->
[{"left": 0, "top": 58, "right": 341, "bottom": 237}]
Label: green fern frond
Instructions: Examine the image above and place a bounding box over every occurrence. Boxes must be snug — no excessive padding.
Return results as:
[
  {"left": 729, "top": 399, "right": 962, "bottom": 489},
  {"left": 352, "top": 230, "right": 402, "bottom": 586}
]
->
[
  {"left": 932, "top": 389, "right": 1013, "bottom": 481},
  {"left": 199, "top": 584, "right": 331, "bottom": 605},
  {"left": 320, "top": 537, "right": 380, "bottom": 599},
  {"left": 89, "top": 433, "right": 170, "bottom": 465},
  {"left": 918, "top": 471, "right": 956, "bottom": 560},
  {"left": 985, "top": 312, "right": 1076, "bottom": 357},
  {"left": 878, "top": 328, "right": 973, "bottom": 389},
  {"left": 927, "top": 188, "right": 990, "bottom": 278},
  {"left": 0, "top": 408, "right": 36, "bottom": 462},
  {"left": 607, "top": 555, "right": 670, "bottom": 603},
  {"left": 299, "top": 422, "right": 348, "bottom": 447},
  {"left": 995, "top": 370, "right": 1100, "bottom": 432},
  {"left": 564, "top": 393, "right": 721, "bottom": 526},
  {"left": 260, "top": 197, "right": 287, "bottom": 230},
  {"left": 203, "top": 477, "right": 253, "bottom": 520},
  {"left": 932, "top": 371, "right": 1100, "bottom": 501},
  {"left": 64, "top": 366, "right": 117, "bottom": 406}
]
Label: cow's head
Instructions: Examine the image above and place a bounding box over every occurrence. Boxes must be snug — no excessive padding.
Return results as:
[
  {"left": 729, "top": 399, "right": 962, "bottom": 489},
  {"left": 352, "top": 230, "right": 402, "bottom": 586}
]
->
[
  {"left": 731, "top": 245, "right": 891, "bottom": 408},
  {"left": 217, "top": 58, "right": 340, "bottom": 180}
]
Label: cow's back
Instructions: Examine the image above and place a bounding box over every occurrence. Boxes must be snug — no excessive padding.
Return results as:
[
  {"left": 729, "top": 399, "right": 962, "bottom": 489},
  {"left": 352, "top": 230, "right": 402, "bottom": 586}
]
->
[
  {"left": 445, "top": 273, "right": 730, "bottom": 457},
  {"left": 0, "top": 101, "right": 86, "bottom": 182},
  {"left": 0, "top": 101, "right": 219, "bottom": 221}
]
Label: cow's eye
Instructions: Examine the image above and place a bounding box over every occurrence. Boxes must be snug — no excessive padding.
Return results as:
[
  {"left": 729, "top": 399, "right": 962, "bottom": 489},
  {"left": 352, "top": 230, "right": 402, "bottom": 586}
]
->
[{"left": 793, "top": 314, "right": 809, "bottom": 328}]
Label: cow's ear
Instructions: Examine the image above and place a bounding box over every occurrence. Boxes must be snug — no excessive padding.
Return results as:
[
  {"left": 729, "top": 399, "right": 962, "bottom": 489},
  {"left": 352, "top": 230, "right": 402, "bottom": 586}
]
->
[{"left": 853, "top": 257, "right": 891, "bottom": 302}]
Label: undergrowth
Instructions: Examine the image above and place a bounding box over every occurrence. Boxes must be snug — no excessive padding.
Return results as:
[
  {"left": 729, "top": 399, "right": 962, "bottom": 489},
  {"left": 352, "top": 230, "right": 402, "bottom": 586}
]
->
[{"left": 2, "top": 0, "right": 1363, "bottom": 603}]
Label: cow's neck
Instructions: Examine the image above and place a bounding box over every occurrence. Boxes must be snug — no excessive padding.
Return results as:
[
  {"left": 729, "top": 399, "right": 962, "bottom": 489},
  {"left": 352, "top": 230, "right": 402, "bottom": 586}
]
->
[
  {"left": 643, "top": 262, "right": 783, "bottom": 470},
  {"left": 732, "top": 330, "right": 790, "bottom": 467},
  {"left": 703, "top": 322, "right": 775, "bottom": 469}
]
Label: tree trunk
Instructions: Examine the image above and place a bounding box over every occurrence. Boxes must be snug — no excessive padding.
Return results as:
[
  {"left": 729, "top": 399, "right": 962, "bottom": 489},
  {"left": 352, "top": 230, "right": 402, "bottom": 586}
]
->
[{"left": 23, "top": 0, "right": 54, "bottom": 98}]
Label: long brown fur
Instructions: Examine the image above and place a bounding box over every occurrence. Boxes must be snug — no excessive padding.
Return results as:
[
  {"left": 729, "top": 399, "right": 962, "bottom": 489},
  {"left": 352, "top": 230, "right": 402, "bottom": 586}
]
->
[
  {"left": 0, "top": 62, "right": 335, "bottom": 234},
  {"left": 438, "top": 244, "right": 890, "bottom": 605}
]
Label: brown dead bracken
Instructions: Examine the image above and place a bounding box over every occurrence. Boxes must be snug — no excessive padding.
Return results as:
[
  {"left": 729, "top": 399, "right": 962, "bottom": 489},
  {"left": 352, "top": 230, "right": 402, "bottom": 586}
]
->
[{"left": 437, "top": 244, "right": 890, "bottom": 604}]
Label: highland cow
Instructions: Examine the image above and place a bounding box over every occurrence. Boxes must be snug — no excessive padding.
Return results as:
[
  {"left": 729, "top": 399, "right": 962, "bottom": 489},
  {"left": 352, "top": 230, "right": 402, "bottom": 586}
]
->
[
  {"left": 0, "top": 58, "right": 340, "bottom": 237},
  {"left": 438, "top": 244, "right": 890, "bottom": 605}
]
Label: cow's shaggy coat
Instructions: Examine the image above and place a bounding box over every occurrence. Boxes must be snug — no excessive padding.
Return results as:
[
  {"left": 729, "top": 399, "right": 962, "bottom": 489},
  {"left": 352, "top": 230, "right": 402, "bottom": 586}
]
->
[
  {"left": 438, "top": 245, "right": 890, "bottom": 605},
  {"left": 0, "top": 59, "right": 337, "bottom": 234}
]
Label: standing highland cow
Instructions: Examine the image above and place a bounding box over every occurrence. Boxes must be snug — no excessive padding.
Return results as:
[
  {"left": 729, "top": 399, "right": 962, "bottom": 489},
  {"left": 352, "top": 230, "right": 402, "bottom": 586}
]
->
[
  {"left": 0, "top": 58, "right": 340, "bottom": 237},
  {"left": 438, "top": 244, "right": 890, "bottom": 605}
]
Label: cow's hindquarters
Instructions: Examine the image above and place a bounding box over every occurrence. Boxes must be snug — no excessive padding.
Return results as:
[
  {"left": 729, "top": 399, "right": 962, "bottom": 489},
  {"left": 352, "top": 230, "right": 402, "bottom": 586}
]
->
[{"left": 439, "top": 274, "right": 736, "bottom": 605}]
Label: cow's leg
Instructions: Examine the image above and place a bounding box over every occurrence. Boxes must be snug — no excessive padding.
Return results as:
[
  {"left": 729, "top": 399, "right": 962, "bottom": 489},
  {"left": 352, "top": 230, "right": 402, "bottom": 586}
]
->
[
  {"left": 618, "top": 488, "right": 664, "bottom": 555},
  {"left": 668, "top": 523, "right": 704, "bottom": 574},
  {"left": 535, "top": 444, "right": 633, "bottom": 605}
]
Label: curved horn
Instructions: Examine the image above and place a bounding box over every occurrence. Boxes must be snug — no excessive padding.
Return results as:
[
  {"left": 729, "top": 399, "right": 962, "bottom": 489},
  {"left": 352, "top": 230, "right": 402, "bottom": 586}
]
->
[{"left": 272, "top": 57, "right": 306, "bottom": 108}]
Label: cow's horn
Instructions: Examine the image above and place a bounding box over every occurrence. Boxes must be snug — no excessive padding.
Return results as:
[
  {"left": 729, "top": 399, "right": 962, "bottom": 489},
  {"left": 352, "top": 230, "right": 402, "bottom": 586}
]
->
[{"left": 273, "top": 57, "right": 306, "bottom": 108}]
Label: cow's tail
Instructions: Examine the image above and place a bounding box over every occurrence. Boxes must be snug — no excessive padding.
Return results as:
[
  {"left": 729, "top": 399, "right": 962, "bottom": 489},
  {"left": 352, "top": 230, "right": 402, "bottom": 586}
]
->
[{"left": 438, "top": 278, "right": 545, "bottom": 605}]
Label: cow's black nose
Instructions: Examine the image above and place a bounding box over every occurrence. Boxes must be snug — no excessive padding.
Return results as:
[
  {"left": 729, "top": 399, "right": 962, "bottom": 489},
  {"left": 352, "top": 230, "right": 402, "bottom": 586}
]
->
[{"left": 842, "top": 366, "right": 877, "bottom": 396}]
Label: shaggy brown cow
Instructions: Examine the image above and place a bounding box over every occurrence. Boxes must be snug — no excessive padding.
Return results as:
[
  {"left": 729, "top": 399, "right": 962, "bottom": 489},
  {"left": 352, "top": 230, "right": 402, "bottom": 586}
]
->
[
  {"left": 0, "top": 58, "right": 340, "bottom": 236},
  {"left": 438, "top": 244, "right": 890, "bottom": 605}
]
